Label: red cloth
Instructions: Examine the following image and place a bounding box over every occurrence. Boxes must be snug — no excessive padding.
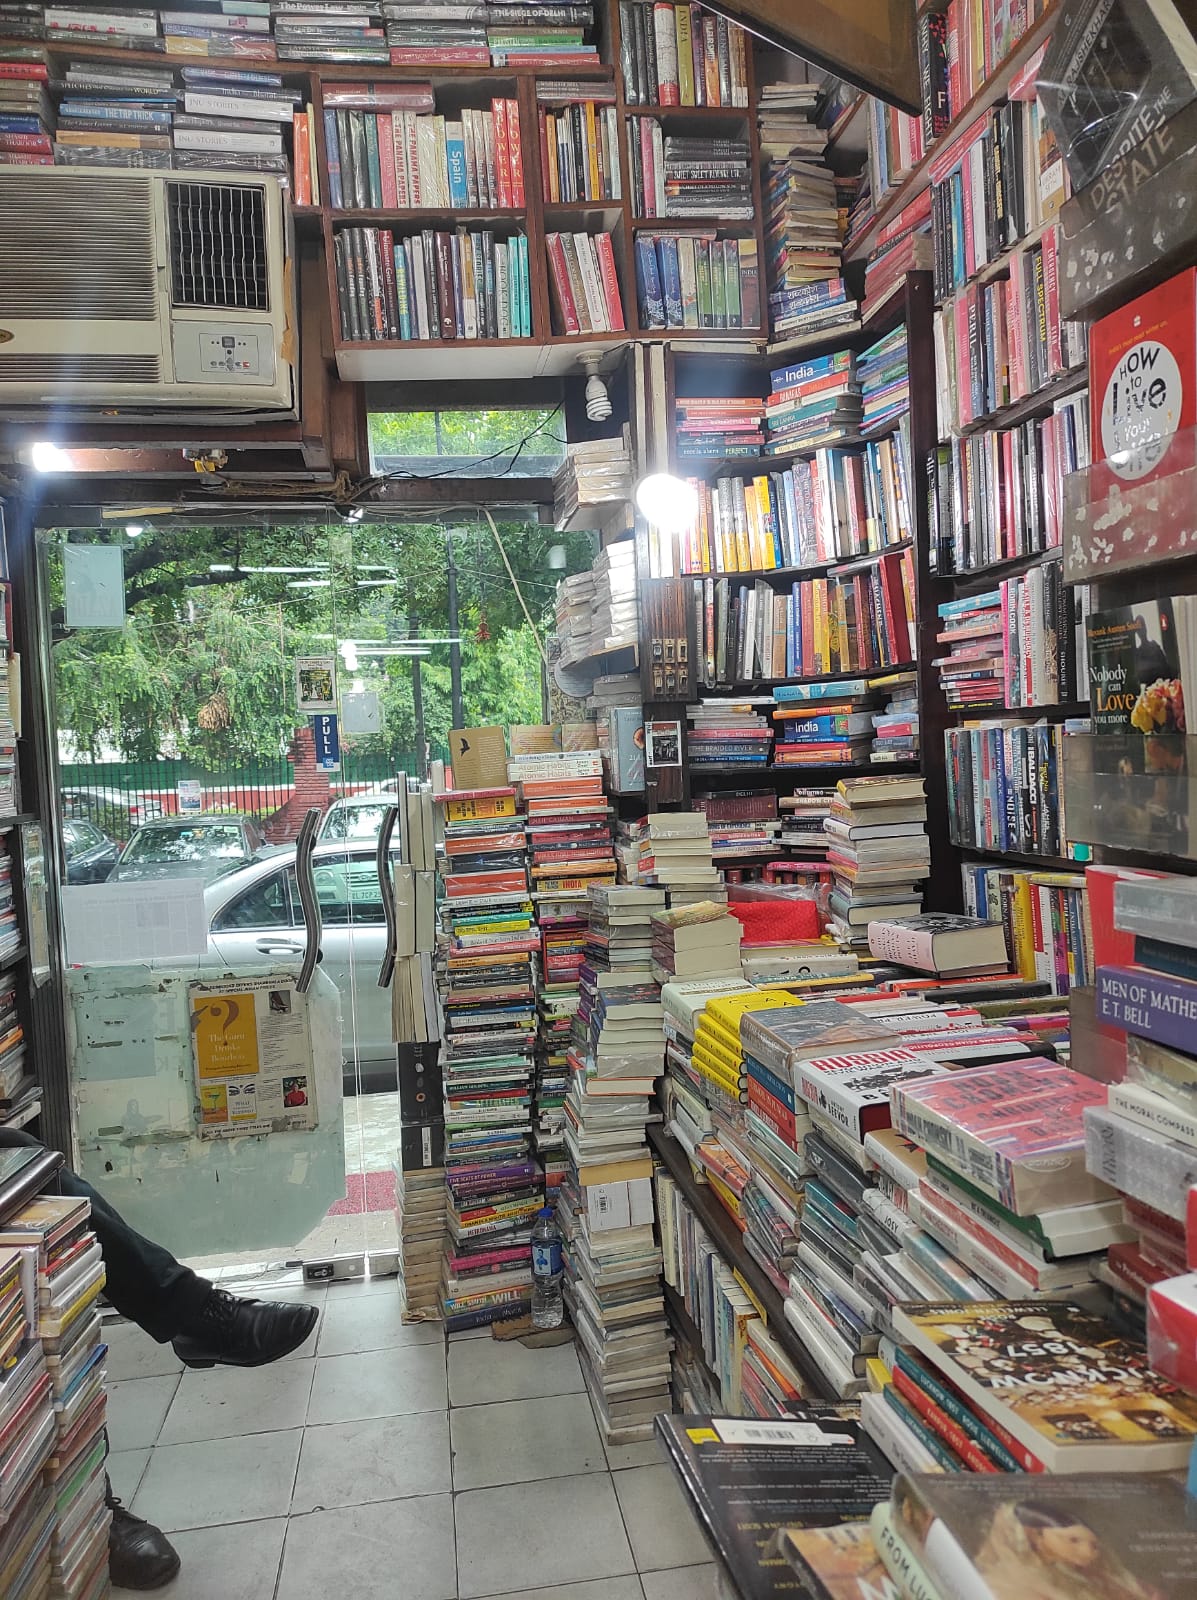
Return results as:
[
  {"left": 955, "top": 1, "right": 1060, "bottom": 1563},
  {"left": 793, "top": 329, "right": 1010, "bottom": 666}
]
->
[{"left": 728, "top": 898, "right": 820, "bottom": 945}]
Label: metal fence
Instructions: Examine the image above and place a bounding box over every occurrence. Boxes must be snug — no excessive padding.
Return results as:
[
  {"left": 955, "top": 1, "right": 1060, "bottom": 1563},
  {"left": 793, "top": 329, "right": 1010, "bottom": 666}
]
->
[{"left": 57, "top": 749, "right": 445, "bottom": 840}]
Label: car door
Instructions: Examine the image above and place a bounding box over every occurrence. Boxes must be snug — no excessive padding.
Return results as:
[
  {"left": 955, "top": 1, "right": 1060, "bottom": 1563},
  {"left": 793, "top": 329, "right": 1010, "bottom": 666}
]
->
[
  {"left": 208, "top": 865, "right": 304, "bottom": 970},
  {"left": 309, "top": 849, "right": 392, "bottom": 1071}
]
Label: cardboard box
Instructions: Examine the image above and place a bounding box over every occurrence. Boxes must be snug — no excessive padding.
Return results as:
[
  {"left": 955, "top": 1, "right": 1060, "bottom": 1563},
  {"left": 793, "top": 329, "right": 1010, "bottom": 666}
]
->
[{"left": 449, "top": 726, "right": 508, "bottom": 788}]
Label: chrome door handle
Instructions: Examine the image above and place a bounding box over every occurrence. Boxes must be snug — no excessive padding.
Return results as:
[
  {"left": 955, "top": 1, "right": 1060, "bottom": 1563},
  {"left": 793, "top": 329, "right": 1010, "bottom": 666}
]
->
[
  {"left": 256, "top": 937, "right": 303, "bottom": 955},
  {"left": 377, "top": 794, "right": 401, "bottom": 990},
  {"left": 294, "top": 807, "right": 323, "bottom": 994}
]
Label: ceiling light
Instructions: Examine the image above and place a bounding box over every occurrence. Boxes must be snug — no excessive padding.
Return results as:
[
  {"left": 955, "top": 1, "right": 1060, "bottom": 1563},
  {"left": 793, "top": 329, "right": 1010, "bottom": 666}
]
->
[
  {"left": 578, "top": 352, "right": 611, "bottom": 422},
  {"left": 356, "top": 579, "right": 400, "bottom": 587},
  {"left": 125, "top": 523, "right": 145, "bottom": 538},
  {"left": 635, "top": 472, "right": 699, "bottom": 534},
  {"left": 547, "top": 544, "right": 567, "bottom": 570},
  {"left": 30, "top": 441, "right": 71, "bottom": 472}
]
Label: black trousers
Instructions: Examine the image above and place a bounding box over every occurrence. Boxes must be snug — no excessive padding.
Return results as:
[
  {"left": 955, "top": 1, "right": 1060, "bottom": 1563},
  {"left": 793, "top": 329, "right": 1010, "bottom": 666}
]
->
[{"left": 0, "top": 1130, "right": 211, "bottom": 1343}]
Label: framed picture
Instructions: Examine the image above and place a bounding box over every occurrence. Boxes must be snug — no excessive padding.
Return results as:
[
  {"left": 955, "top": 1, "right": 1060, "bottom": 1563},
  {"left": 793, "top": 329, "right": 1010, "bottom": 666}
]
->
[
  {"left": 295, "top": 655, "right": 338, "bottom": 714},
  {"left": 21, "top": 823, "right": 50, "bottom": 987}
]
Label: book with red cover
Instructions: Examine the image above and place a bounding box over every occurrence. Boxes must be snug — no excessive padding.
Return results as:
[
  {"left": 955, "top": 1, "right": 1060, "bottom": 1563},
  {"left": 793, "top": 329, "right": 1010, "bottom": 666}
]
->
[{"left": 1089, "top": 266, "right": 1197, "bottom": 494}]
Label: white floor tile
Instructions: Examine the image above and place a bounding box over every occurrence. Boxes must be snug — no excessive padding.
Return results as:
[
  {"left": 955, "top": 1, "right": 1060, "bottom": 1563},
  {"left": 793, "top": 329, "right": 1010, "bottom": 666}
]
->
[
  {"left": 306, "top": 1341, "right": 447, "bottom": 1425},
  {"left": 292, "top": 1410, "right": 452, "bottom": 1513},
  {"left": 104, "top": 1322, "right": 185, "bottom": 1383},
  {"left": 449, "top": 1336, "right": 584, "bottom": 1407},
  {"left": 451, "top": 1393, "right": 606, "bottom": 1491},
  {"left": 613, "top": 1466, "right": 710, "bottom": 1573},
  {"left": 316, "top": 1289, "right": 443, "bottom": 1356},
  {"left": 603, "top": 1437, "right": 665, "bottom": 1472},
  {"left": 158, "top": 1359, "right": 315, "bottom": 1446},
  {"left": 123, "top": 1517, "right": 288, "bottom": 1600},
  {"left": 456, "top": 1473, "right": 635, "bottom": 1599},
  {"left": 277, "top": 1493, "right": 457, "bottom": 1600},
  {"left": 132, "top": 1429, "right": 303, "bottom": 1532},
  {"left": 471, "top": 1582, "right": 644, "bottom": 1600},
  {"left": 322, "top": 1273, "right": 403, "bottom": 1299},
  {"left": 105, "top": 1448, "right": 150, "bottom": 1505},
  {"left": 107, "top": 1375, "right": 182, "bottom": 1451},
  {"left": 640, "top": 1567, "right": 719, "bottom": 1600},
  {"left": 449, "top": 1325, "right": 492, "bottom": 1341}
]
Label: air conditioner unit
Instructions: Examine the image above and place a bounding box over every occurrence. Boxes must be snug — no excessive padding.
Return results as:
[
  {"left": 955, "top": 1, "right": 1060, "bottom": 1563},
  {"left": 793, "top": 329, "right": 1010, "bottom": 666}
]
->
[{"left": 0, "top": 167, "right": 296, "bottom": 419}]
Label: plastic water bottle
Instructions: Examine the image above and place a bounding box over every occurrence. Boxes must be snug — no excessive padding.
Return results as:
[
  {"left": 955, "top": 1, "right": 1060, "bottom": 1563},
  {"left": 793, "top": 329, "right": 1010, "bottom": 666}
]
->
[{"left": 530, "top": 1205, "right": 565, "bottom": 1330}]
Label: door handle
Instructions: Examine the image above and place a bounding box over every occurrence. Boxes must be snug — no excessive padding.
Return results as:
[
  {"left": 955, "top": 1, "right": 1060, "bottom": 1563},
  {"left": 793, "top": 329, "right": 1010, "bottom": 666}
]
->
[
  {"left": 294, "top": 807, "right": 323, "bottom": 994},
  {"left": 256, "top": 937, "right": 303, "bottom": 955},
  {"left": 376, "top": 793, "right": 401, "bottom": 991}
]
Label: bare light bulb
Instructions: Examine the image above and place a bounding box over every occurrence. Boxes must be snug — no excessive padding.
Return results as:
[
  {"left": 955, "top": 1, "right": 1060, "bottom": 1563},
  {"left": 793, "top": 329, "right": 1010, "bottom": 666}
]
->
[{"left": 634, "top": 473, "right": 699, "bottom": 534}]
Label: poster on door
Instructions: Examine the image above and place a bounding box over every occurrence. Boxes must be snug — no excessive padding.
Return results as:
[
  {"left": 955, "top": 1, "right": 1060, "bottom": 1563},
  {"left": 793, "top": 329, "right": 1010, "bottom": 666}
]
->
[
  {"left": 189, "top": 976, "right": 317, "bottom": 1138},
  {"left": 312, "top": 713, "right": 341, "bottom": 772}
]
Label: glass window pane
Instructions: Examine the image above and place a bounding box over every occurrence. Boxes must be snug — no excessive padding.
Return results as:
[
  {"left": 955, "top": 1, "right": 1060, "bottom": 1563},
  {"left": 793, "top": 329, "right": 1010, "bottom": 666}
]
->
[{"left": 213, "top": 870, "right": 293, "bottom": 931}]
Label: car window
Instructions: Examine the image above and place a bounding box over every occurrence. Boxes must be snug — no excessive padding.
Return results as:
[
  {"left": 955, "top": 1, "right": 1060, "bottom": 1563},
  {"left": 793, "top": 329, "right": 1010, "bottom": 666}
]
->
[
  {"left": 212, "top": 869, "right": 295, "bottom": 931},
  {"left": 319, "top": 802, "right": 392, "bottom": 842},
  {"left": 75, "top": 822, "right": 102, "bottom": 848},
  {"left": 312, "top": 852, "right": 386, "bottom": 925},
  {"left": 124, "top": 823, "right": 248, "bottom": 864}
]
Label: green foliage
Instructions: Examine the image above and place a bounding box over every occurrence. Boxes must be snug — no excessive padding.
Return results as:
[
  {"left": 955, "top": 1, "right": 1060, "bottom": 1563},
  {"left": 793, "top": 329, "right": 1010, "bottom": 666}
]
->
[
  {"left": 367, "top": 407, "right": 565, "bottom": 474},
  {"left": 50, "top": 511, "right": 591, "bottom": 764}
]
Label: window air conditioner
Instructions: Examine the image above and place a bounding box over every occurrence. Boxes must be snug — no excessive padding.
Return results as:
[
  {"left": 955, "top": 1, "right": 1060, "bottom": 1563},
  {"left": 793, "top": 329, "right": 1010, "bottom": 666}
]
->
[{"left": 0, "top": 167, "right": 296, "bottom": 418}]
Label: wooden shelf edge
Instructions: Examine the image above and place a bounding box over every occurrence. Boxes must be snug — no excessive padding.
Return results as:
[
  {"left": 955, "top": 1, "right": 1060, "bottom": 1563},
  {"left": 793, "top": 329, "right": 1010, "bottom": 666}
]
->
[
  {"left": 935, "top": 546, "right": 1063, "bottom": 584},
  {"left": 956, "top": 844, "right": 1088, "bottom": 872},
  {"left": 952, "top": 368, "right": 1088, "bottom": 440},
  {"left": 648, "top": 1124, "right": 834, "bottom": 1401}
]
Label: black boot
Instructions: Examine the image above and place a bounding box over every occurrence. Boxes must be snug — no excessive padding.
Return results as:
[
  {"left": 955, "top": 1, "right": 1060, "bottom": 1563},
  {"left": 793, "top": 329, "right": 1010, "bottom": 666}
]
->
[
  {"left": 106, "top": 1483, "right": 180, "bottom": 1592},
  {"left": 171, "top": 1287, "right": 319, "bottom": 1369}
]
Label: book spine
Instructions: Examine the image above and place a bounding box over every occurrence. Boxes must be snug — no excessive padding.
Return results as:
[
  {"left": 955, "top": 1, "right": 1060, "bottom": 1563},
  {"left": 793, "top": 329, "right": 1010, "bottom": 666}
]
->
[{"left": 1097, "top": 967, "right": 1197, "bottom": 1055}]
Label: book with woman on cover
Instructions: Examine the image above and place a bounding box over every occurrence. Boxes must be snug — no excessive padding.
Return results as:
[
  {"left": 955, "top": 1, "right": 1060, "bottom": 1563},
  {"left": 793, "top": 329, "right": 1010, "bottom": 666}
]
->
[{"left": 893, "top": 1470, "right": 1197, "bottom": 1600}]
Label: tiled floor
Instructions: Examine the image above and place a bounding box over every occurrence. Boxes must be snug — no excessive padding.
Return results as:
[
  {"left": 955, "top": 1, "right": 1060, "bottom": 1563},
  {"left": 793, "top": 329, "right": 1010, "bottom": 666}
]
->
[{"left": 105, "top": 1276, "right": 717, "bottom": 1600}]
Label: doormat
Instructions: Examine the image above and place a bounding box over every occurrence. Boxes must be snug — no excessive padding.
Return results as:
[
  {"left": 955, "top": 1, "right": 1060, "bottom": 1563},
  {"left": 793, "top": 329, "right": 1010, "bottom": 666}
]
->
[{"left": 326, "top": 1170, "right": 396, "bottom": 1216}]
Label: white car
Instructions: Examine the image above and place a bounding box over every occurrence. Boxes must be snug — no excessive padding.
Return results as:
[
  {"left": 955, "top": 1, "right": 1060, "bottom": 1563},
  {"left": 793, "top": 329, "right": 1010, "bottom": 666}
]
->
[
  {"left": 316, "top": 794, "right": 397, "bottom": 844},
  {"left": 204, "top": 841, "right": 399, "bottom": 1094}
]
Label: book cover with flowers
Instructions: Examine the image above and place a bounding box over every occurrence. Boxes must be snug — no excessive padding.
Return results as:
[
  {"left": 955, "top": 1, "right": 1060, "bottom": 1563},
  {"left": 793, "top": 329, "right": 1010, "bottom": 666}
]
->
[{"left": 1086, "top": 599, "right": 1185, "bottom": 735}]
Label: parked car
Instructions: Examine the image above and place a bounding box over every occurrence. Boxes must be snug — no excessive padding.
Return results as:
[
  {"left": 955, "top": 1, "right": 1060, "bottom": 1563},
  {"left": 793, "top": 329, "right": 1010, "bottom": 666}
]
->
[
  {"left": 110, "top": 814, "right": 265, "bottom": 884},
  {"left": 62, "top": 819, "right": 121, "bottom": 885},
  {"left": 204, "top": 842, "right": 399, "bottom": 1094},
  {"left": 316, "top": 795, "right": 397, "bottom": 844},
  {"left": 60, "top": 786, "right": 163, "bottom": 831}
]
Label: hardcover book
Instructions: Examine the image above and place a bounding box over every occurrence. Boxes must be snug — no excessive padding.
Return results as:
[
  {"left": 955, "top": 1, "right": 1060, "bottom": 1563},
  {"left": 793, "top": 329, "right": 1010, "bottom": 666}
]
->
[
  {"left": 793, "top": 1048, "right": 947, "bottom": 1144},
  {"left": 890, "top": 1060, "right": 1113, "bottom": 1214},
  {"left": 866, "top": 914, "right": 1009, "bottom": 976},
  {"left": 893, "top": 1469, "right": 1197, "bottom": 1596},
  {"left": 893, "top": 1300, "right": 1197, "bottom": 1471},
  {"left": 1086, "top": 598, "right": 1186, "bottom": 733},
  {"left": 654, "top": 1410, "right": 892, "bottom": 1600}
]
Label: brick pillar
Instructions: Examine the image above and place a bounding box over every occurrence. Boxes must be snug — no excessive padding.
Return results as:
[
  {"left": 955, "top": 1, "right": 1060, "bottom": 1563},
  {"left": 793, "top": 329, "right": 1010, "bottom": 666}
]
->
[{"left": 263, "top": 725, "right": 331, "bottom": 843}]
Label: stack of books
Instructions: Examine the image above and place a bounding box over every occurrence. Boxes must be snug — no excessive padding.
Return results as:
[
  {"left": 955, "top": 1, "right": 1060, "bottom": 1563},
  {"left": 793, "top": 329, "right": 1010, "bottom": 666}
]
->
[
  {"left": 558, "top": 882, "right": 672, "bottom": 1441},
  {"left": 693, "top": 789, "right": 779, "bottom": 861},
  {"left": 861, "top": 189, "right": 933, "bottom": 324},
  {"left": 510, "top": 748, "right": 617, "bottom": 1186},
  {"left": 650, "top": 901, "right": 742, "bottom": 983},
  {"left": 0, "top": 975, "right": 34, "bottom": 1132},
  {"left": 758, "top": 81, "right": 861, "bottom": 349},
  {"left": 1088, "top": 875, "right": 1197, "bottom": 1370},
  {"left": 537, "top": 90, "right": 621, "bottom": 203},
  {"left": 0, "top": 1250, "right": 55, "bottom": 1598},
  {"left": 617, "top": 813, "right": 720, "bottom": 896},
  {"left": 824, "top": 775, "right": 929, "bottom": 945},
  {"left": 326, "top": 94, "right": 522, "bottom": 211},
  {"left": 392, "top": 1162, "right": 444, "bottom": 1314},
  {"left": 274, "top": 4, "right": 387, "bottom": 65},
  {"left": 631, "top": 124, "right": 752, "bottom": 219},
  {"left": 634, "top": 232, "right": 760, "bottom": 332},
  {"left": 0, "top": 42, "right": 52, "bottom": 165},
  {"left": 857, "top": 325, "right": 909, "bottom": 438},
  {"left": 764, "top": 349, "right": 862, "bottom": 458},
  {"left": 935, "top": 588, "right": 1003, "bottom": 709},
  {"left": 687, "top": 700, "right": 773, "bottom": 771},
  {"left": 675, "top": 395, "right": 763, "bottom": 463},
  {"left": 45, "top": 5, "right": 161, "bottom": 50},
  {"left": 487, "top": 4, "right": 598, "bottom": 70},
  {"left": 0, "top": 5, "right": 44, "bottom": 43},
  {"left": 162, "top": 3, "right": 276, "bottom": 59},
  {"left": 870, "top": 671, "right": 920, "bottom": 764},
  {"left": 545, "top": 230, "right": 625, "bottom": 334},
  {"left": 172, "top": 65, "right": 300, "bottom": 176},
  {"left": 552, "top": 435, "right": 632, "bottom": 534},
  {"left": 617, "top": 1, "right": 749, "bottom": 108},
  {"left": 434, "top": 784, "right": 542, "bottom": 1329},
  {"left": 773, "top": 688, "right": 875, "bottom": 770},
  {"left": 334, "top": 226, "right": 532, "bottom": 342},
  {"left": 0, "top": 834, "right": 19, "bottom": 964},
  {"left": 554, "top": 540, "right": 638, "bottom": 665},
  {"left": 383, "top": 1, "right": 487, "bottom": 66},
  {"left": 778, "top": 788, "right": 835, "bottom": 858},
  {"left": 50, "top": 57, "right": 174, "bottom": 168}
]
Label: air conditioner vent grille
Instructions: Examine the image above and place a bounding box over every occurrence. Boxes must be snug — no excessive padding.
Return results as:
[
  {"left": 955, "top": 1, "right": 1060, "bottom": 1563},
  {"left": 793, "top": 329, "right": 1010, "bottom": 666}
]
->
[
  {"left": 0, "top": 173, "right": 157, "bottom": 319},
  {"left": 0, "top": 354, "right": 162, "bottom": 383},
  {"left": 167, "top": 181, "right": 268, "bottom": 311}
]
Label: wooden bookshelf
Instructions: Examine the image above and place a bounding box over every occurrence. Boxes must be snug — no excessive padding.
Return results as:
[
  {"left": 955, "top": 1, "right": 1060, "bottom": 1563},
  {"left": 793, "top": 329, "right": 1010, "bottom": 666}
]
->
[{"left": 648, "top": 1124, "right": 834, "bottom": 1402}]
